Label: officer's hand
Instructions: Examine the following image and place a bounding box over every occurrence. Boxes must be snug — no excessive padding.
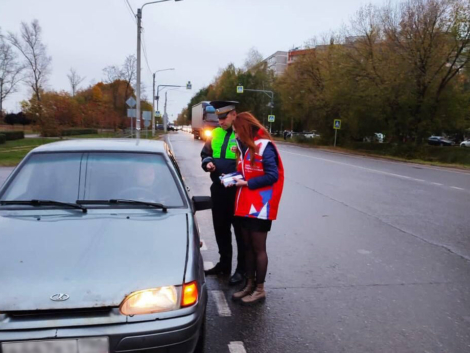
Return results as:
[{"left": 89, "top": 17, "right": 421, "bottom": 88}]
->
[{"left": 206, "top": 162, "right": 216, "bottom": 172}]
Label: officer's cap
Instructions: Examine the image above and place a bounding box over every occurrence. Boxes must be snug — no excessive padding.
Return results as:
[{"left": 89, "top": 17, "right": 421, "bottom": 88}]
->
[{"left": 209, "top": 101, "right": 239, "bottom": 119}]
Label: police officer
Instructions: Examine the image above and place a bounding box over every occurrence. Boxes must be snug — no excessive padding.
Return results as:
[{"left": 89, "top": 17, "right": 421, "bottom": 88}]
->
[{"left": 201, "top": 101, "right": 245, "bottom": 285}]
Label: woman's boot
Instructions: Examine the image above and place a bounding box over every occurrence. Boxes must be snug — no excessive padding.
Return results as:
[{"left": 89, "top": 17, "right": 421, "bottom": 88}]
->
[
  {"left": 241, "top": 283, "right": 266, "bottom": 304},
  {"left": 232, "top": 278, "right": 254, "bottom": 301}
]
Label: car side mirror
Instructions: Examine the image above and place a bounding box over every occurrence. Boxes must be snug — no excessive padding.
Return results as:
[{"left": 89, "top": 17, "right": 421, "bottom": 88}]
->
[{"left": 192, "top": 196, "right": 212, "bottom": 212}]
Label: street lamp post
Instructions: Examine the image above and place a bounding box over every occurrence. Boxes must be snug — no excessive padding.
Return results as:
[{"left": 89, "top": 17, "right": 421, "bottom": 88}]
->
[
  {"left": 156, "top": 82, "right": 191, "bottom": 132},
  {"left": 136, "top": 0, "right": 183, "bottom": 140},
  {"left": 152, "top": 68, "right": 175, "bottom": 136}
]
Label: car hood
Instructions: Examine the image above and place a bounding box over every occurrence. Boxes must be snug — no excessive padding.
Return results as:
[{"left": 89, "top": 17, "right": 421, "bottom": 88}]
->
[{"left": 0, "top": 211, "right": 189, "bottom": 311}]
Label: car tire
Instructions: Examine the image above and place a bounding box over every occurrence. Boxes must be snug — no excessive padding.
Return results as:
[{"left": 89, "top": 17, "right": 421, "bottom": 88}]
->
[{"left": 193, "top": 313, "right": 206, "bottom": 353}]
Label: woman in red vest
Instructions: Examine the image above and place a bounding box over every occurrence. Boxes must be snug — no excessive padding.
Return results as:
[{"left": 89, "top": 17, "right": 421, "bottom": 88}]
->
[{"left": 227, "top": 112, "right": 284, "bottom": 304}]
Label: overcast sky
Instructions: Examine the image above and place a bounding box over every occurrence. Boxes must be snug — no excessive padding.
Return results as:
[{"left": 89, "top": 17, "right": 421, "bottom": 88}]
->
[{"left": 1, "top": 0, "right": 385, "bottom": 121}]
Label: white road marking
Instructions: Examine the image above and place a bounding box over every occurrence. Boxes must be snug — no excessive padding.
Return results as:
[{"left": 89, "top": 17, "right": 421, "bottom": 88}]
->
[
  {"left": 279, "top": 149, "right": 469, "bottom": 192},
  {"left": 431, "top": 182, "right": 443, "bottom": 186},
  {"left": 204, "top": 261, "right": 214, "bottom": 271},
  {"left": 228, "top": 341, "right": 247, "bottom": 353},
  {"left": 211, "top": 290, "right": 231, "bottom": 317},
  {"left": 200, "top": 240, "right": 208, "bottom": 250},
  {"left": 451, "top": 186, "right": 465, "bottom": 191}
]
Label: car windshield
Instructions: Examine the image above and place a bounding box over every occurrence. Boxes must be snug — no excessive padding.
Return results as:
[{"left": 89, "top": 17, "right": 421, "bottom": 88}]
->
[{"left": 0, "top": 152, "right": 184, "bottom": 208}]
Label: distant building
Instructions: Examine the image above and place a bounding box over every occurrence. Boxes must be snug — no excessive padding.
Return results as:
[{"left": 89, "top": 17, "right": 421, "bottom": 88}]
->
[
  {"left": 287, "top": 48, "right": 313, "bottom": 65},
  {"left": 258, "top": 51, "right": 288, "bottom": 77}
]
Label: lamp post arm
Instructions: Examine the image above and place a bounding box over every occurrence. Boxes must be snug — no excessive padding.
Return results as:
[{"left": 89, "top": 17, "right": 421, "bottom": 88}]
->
[{"left": 142, "top": 0, "right": 171, "bottom": 11}]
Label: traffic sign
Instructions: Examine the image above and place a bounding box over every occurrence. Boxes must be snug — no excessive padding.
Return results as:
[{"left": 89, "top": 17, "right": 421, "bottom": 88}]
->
[
  {"left": 155, "top": 111, "right": 162, "bottom": 118},
  {"left": 237, "top": 86, "right": 244, "bottom": 94},
  {"left": 127, "top": 109, "right": 136, "bottom": 118},
  {"left": 142, "top": 111, "right": 151, "bottom": 121},
  {"left": 144, "top": 119, "right": 150, "bottom": 128},
  {"left": 268, "top": 115, "right": 275, "bottom": 123},
  {"left": 126, "top": 97, "right": 136, "bottom": 108},
  {"left": 334, "top": 119, "right": 341, "bottom": 130}
]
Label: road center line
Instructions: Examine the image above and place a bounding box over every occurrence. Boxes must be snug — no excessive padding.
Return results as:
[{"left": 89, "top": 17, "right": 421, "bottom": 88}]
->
[
  {"left": 211, "top": 290, "right": 231, "bottom": 317},
  {"left": 228, "top": 341, "right": 247, "bottom": 353},
  {"left": 279, "top": 149, "right": 467, "bottom": 190}
]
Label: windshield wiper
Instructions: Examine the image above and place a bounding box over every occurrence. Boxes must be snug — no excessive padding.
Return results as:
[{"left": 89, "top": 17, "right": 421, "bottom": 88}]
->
[
  {"left": 77, "top": 199, "right": 168, "bottom": 213},
  {"left": 0, "top": 200, "right": 87, "bottom": 213}
]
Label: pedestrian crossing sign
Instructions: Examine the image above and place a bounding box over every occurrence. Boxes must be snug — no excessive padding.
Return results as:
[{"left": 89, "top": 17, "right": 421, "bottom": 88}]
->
[
  {"left": 268, "top": 115, "right": 275, "bottom": 123},
  {"left": 237, "top": 86, "right": 244, "bottom": 94},
  {"left": 156, "top": 111, "right": 162, "bottom": 118},
  {"left": 334, "top": 119, "right": 341, "bottom": 129}
]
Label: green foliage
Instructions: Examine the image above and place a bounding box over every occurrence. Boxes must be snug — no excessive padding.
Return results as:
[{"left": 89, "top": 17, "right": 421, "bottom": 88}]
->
[{"left": 1, "top": 131, "right": 25, "bottom": 141}]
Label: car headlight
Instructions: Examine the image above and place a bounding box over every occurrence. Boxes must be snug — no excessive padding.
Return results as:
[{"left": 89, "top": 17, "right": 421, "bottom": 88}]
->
[
  {"left": 204, "top": 130, "right": 212, "bottom": 137},
  {"left": 120, "top": 282, "right": 199, "bottom": 316},
  {"left": 120, "top": 286, "right": 179, "bottom": 316}
]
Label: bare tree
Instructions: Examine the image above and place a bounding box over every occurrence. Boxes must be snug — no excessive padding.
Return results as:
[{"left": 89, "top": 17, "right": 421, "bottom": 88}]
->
[
  {"left": 244, "top": 47, "right": 264, "bottom": 71},
  {"left": 67, "top": 68, "right": 85, "bottom": 97},
  {"left": 102, "top": 65, "right": 122, "bottom": 83},
  {"left": 0, "top": 31, "right": 24, "bottom": 113},
  {"left": 121, "top": 54, "right": 136, "bottom": 100},
  {"left": 7, "top": 20, "right": 51, "bottom": 102}
]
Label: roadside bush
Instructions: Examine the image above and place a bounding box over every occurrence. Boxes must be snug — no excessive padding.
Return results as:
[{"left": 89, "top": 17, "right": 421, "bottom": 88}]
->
[
  {"left": 61, "top": 128, "right": 98, "bottom": 136},
  {"left": 1, "top": 131, "right": 25, "bottom": 141},
  {"left": 348, "top": 142, "right": 470, "bottom": 165},
  {"left": 0, "top": 134, "right": 5, "bottom": 144}
]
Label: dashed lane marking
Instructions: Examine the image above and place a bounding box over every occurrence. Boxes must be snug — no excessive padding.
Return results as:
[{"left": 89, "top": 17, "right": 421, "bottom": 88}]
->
[
  {"left": 204, "top": 261, "right": 214, "bottom": 271},
  {"left": 228, "top": 341, "right": 247, "bottom": 353},
  {"left": 451, "top": 186, "right": 465, "bottom": 191},
  {"left": 200, "top": 240, "right": 208, "bottom": 250},
  {"left": 211, "top": 290, "right": 231, "bottom": 317}
]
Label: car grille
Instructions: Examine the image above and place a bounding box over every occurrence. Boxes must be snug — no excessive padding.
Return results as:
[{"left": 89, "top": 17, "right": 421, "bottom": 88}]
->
[{"left": 5, "top": 307, "right": 114, "bottom": 319}]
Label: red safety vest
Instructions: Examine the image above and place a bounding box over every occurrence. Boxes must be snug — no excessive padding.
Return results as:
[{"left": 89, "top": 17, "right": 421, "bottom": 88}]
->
[{"left": 234, "top": 136, "right": 284, "bottom": 221}]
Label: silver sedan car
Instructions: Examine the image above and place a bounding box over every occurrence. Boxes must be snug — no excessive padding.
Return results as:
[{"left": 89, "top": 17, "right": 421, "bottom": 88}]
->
[{"left": 0, "top": 139, "right": 210, "bottom": 353}]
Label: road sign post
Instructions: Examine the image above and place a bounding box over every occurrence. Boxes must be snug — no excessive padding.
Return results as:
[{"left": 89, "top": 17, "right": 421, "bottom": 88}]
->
[
  {"left": 333, "top": 119, "right": 341, "bottom": 147},
  {"left": 268, "top": 115, "right": 275, "bottom": 133},
  {"left": 126, "top": 98, "right": 137, "bottom": 138}
]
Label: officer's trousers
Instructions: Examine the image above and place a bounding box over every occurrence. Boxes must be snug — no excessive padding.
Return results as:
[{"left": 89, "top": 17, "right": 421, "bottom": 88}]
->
[{"left": 210, "top": 182, "right": 245, "bottom": 273}]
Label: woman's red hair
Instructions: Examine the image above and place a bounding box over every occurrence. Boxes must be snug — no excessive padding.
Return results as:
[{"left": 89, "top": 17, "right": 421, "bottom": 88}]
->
[{"left": 233, "top": 112, "right": 272, "bottom": 165}]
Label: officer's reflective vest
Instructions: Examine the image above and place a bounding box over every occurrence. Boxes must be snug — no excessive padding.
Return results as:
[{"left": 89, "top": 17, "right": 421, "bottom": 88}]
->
[
  {"left": 235, "top": 137, "right": 284, "bottom": 221},
  {"left": 211, "top": 127, "right": 237, "bottom": 160}
]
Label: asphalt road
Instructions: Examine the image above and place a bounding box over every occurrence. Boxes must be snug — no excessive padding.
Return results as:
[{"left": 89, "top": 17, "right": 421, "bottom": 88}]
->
[
  {"left": 0, "top": 135, "right": 469, "bottom": 352},
  {"left": 166, "top": 132, "right": 470, "bottom": 353}
]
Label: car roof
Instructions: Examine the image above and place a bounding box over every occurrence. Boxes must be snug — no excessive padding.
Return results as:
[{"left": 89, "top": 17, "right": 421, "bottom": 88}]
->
[{"left": 31, "top": 139, "right": 168, "bottom": 154}]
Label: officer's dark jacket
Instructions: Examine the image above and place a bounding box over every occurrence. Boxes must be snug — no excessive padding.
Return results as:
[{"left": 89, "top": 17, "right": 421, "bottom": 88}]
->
[{"left": 201, "top": 127, "right": 237, "bottom": 184}]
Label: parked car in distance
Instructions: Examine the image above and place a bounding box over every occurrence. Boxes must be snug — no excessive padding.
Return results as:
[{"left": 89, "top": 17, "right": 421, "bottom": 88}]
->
[
  {"left": 156, "top": 123, "right": 164, "bottom": 130},
  {"left": 428, "top": 136, "right": 455, "bottom": 146},
  {"left": 460, "top": 139, "right": 470, "bottom": 147},
  {"left": 0, "top": 139, "right": 209, "bottom": 353}
]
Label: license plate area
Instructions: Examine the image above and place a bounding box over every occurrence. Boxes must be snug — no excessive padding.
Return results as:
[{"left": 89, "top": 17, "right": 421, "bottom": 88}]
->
[{"left": 2, "top": 337, "right": 109, "bottom": 353}]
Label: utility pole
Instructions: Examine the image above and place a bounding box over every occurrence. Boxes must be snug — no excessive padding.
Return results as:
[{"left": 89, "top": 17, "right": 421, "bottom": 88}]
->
[
  {"left": 152, "top": 73, "right": 155, "bottom": 137},
  {"left": 136, "top": 8, "right": 142, "bottom": 140},
  {"left": 164, "top": 91, "right": 168, "bottom": 132}
]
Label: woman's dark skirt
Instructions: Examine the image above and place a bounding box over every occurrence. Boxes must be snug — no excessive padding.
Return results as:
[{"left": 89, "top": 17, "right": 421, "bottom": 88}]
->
[{"left": 235, "top": 216, "right": 272, "bottom": 232}]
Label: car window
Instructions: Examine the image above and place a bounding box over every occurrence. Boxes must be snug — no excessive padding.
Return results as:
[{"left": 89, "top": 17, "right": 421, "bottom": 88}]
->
[
  {"left": 82, "top": 152, "right": 184, "bottom": 207},
  {"left": 0, "top": 153, "right": 82, "bottom": 203}
]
